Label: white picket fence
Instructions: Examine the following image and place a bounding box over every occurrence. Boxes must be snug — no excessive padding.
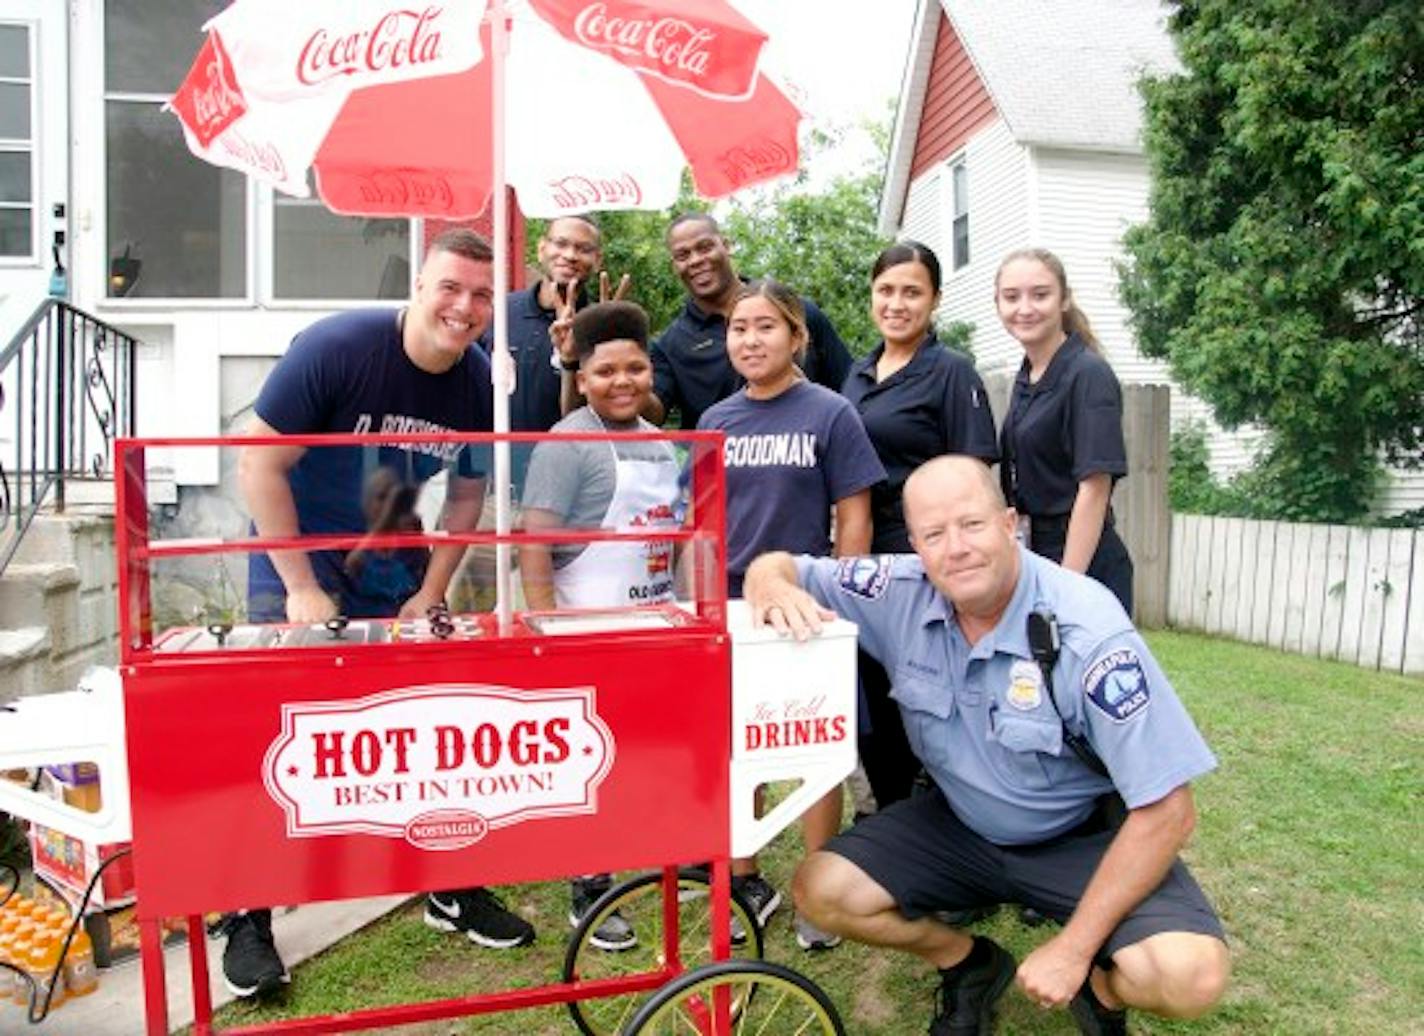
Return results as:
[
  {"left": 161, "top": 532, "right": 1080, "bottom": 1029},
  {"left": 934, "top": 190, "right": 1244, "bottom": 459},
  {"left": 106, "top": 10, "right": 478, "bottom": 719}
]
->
[{"left": 1168, "top": 515, "right": 1423, "bottom": 675}]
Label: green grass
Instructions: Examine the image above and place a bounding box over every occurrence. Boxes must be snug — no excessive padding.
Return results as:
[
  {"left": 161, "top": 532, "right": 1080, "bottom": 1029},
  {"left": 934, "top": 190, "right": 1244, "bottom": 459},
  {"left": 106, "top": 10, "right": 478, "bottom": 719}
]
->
[{"left": 211, "top": 632, "right": 1423, "bottom": 1034}]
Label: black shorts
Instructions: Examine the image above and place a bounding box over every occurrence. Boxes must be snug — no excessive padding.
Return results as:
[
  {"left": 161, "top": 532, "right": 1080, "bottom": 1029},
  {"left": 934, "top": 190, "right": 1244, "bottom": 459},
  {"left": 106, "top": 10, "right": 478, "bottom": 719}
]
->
[{"left": 825, "top": 788, "right": 1224, "bottom": 958}]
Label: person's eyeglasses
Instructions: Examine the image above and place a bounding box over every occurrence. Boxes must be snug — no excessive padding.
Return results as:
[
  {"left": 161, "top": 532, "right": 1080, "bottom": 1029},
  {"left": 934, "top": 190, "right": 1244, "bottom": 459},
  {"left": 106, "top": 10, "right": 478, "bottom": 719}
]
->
[{"left": 545, "top": 236, "right": 598, "bottom": 257}]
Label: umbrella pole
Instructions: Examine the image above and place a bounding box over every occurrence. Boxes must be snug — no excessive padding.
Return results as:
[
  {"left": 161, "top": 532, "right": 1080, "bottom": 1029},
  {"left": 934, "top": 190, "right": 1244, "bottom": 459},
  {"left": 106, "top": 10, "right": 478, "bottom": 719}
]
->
[{"left": 490, "top": 0, "right": 513, "bottom": 635}]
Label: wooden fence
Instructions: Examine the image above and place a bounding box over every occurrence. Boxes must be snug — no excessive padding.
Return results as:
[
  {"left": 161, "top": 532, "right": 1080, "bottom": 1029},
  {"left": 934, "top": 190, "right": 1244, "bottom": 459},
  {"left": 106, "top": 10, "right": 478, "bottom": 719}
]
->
[{"left": 1168, "top": 515, "right": 1423, "bottom": 675}]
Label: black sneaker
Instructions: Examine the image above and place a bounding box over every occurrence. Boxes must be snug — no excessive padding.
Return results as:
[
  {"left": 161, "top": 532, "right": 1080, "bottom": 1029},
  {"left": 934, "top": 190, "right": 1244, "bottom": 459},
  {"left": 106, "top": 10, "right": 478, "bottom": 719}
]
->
[
  {"left": 569, "top": 875, "right": 637, "bottom": 952},
  {"left": 425, "top": 887, "right": 535, "bottom": 949},
  {"left": 1070, "top": 976, "right": 1128, "bottom": 1035},
  {"left": 929, "top": 937, "right": 1016, "bottom": 1036},
  {"left": 216, "top": 909, "right": 289, "bottom": 999},
  {"left": 731, "top": 873, "right": 782, "bottom": 927}
]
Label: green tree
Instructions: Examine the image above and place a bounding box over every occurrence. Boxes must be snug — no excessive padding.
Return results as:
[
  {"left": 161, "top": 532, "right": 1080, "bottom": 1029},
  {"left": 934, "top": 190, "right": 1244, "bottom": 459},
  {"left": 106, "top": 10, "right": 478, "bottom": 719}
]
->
[{"left": 1119, "top": 0, "right": 1424, "bottom": 522}]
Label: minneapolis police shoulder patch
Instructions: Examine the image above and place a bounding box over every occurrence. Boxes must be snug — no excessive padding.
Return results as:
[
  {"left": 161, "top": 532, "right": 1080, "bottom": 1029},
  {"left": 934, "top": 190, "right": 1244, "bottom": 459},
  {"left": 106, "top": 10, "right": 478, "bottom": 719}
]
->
[
  {"left": 835, "top": 555, "right": 893, "bottom": 600},
  {"left": 1082, "top": 648, "right": 1150, "bottom": 723}
]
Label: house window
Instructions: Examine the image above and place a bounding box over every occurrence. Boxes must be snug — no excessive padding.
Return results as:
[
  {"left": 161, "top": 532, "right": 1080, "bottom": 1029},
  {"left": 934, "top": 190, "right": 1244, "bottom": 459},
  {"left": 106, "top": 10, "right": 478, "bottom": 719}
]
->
[
  {"left": 273, "top": 185, "right": 412, "bottom": 301},
  {"left": 950, "top": 159, "right": 969, "bottom": 270},
  {"left": 105, "top": 0, "right": 244, "bottom": 298},
  {"left": 103, "top": 0, "right": 413, "bottom": 301},
  {"left": 0, "top": 23, "right": 35, "bottom": 260}
]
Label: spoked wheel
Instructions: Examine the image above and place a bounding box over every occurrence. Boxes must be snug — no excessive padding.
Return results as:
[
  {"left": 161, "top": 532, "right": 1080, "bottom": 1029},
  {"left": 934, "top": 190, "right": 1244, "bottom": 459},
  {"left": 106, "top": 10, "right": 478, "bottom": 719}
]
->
[
  {"left": 564, "top": 869, "right": 765, "bottom": 1036},
  {"left": 624, "top": 958, "right": 845, "bottom": 1036}
]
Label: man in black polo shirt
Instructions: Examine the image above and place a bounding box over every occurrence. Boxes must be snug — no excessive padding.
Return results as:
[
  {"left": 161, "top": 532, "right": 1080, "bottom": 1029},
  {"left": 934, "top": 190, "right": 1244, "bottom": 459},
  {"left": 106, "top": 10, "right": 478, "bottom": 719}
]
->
[
  {"left": 483, "top": 214, "right": 603, "bottom": 434},
  {"left": 646, "top": 213, "right": 853, "bottom": 429}
]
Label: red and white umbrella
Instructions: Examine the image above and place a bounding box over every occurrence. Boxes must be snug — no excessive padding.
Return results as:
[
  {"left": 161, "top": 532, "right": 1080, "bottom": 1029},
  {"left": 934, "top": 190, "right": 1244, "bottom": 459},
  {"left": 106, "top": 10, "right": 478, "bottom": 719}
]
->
[
  {"left": 168, "top": 0, "right": 802, "bottom": 219},
  {"left": 168, "top": 0, "right": 802, "bottom": 626}
]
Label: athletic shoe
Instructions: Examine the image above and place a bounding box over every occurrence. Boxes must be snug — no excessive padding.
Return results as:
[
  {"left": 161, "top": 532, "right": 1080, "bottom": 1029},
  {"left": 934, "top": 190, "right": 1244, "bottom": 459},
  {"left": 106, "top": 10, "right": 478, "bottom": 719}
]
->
[
  {"left": 424, "top": 887, "right": 535, "bottom": 949},
  {"left": 793, "top": 912, "right": 842, "bottom": 951},
  {"left": 928, "top": 937, "right": 1016, "bottom": 1035},
  {"left": 1070, "top": 977, "right": 1129, "bottom": 1035},
  {"left": 216, "top": 909, "right": 289, "bottom": 998},
  {"left": 731, "top": 874, "right": 782, "bottom": 927},
  {"left": 569, "top": 875, "right": 637, "bottom": 952}
]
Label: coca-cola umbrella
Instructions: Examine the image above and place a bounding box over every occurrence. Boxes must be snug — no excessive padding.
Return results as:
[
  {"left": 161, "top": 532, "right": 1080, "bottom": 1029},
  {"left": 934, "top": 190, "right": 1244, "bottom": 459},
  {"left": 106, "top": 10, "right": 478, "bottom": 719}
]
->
[{"left": 168, "top": 0, "right": 802, "bottom": 626}]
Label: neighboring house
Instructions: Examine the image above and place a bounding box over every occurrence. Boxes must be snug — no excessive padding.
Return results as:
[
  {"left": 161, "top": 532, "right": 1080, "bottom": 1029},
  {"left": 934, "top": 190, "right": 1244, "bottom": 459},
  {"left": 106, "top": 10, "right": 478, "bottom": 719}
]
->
[
  {"left": 880, "top": 0, "right": 1422, "bottom": 516},
  {"left": 0, "top": 1, "right": 517, "bottom": 493}
]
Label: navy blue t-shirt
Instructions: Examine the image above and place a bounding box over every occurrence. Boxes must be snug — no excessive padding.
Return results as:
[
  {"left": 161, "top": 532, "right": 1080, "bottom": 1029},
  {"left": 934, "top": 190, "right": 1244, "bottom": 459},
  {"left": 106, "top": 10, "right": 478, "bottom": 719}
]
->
[
  {"left": 698, "top": 380, "right": 884, "bottom": 596},
  {"left": 652, "top": 292, "right": 853, "bottom": 430},
  {"left": 248, "top": 308, "right": 493, "bottom": 620},
  {"left": 842, "top": 334, "right": 999, "bottom": 552}
]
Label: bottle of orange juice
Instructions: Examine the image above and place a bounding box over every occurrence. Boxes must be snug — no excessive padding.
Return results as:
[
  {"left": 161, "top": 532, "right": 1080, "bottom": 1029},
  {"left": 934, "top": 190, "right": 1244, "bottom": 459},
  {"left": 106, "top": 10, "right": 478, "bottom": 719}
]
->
[
  {"left": 26, "top": 926, "right": 66, "bottom": 1011},
  {"left": 62, "top": 921, "right": 98, "bottom": 998},
  {"left": 10, "top": 926, "right": 34, "bottom": 1006}
]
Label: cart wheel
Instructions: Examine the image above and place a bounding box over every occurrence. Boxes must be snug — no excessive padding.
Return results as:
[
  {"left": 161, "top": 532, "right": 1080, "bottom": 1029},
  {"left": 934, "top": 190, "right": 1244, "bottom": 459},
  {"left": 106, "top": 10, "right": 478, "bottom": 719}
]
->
[
  {"left": 563, "top": 869, "right": 764, "bottom": 1036},
  {"left": 624, "top": 958, "right": 845, "bottom": 1035}
]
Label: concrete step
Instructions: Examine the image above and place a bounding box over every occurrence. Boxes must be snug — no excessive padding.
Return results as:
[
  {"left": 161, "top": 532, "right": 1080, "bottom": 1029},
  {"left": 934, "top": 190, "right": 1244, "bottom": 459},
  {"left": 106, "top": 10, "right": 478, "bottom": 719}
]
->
[
  {"left": 12, "top": 511, "right": 113, "bottom": 568},
  {"left": 0, "top": 626, "right": 50, "bottom": 698},
  {"left": 0, "top": 560, "right": 81, "bottom": 628}
]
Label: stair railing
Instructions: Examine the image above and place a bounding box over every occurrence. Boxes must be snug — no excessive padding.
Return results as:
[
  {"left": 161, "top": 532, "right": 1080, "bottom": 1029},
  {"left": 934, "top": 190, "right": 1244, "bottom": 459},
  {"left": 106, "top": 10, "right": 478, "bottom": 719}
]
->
[{"left": 0, "top": 299, "right": 138, "bottom": 575}]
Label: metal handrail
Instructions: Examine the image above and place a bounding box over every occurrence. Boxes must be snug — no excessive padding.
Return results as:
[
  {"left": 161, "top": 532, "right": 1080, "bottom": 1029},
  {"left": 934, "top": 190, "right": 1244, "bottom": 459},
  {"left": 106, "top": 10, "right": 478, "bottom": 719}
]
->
[{"left": 0, "top": 298, "right": 138, "bottom": 576}]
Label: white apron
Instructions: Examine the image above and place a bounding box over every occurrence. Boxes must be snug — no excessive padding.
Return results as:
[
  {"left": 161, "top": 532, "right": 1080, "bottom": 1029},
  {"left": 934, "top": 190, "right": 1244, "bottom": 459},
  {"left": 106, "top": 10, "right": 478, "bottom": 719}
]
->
[{"left": 554, "top": 435, "right": 681, "bottom": 609}]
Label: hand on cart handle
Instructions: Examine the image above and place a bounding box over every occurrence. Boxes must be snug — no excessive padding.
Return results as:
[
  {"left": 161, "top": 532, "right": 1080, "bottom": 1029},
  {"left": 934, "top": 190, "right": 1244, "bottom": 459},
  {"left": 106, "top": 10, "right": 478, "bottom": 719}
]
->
[{"left": 744, "top": 551, "right": 837, "bottom": 642}]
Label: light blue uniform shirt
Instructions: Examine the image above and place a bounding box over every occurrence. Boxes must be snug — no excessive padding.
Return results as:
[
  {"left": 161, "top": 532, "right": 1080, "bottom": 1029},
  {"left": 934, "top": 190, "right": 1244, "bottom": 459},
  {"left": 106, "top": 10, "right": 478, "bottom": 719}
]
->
[{"left": 795, "top": 548, "right": 1216, "bottom": 846}]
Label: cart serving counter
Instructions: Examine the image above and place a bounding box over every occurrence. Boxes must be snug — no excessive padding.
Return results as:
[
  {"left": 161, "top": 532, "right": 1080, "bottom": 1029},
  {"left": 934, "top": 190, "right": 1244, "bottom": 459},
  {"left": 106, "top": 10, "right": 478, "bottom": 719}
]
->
[{"left": 3, "top": 430, "right": 858, "bottom": 1034}]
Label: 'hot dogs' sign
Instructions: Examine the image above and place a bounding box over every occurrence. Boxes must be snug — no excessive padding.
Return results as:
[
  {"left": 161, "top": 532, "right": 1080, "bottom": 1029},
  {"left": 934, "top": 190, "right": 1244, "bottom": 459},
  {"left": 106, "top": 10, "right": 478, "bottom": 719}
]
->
[{"left": 263, "top": 685, "right": 614, "bottom": 850}]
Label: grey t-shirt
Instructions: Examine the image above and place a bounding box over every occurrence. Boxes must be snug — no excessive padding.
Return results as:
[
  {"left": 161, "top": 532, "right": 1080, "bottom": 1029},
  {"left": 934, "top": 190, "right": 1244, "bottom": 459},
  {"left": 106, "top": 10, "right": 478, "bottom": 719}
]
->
[{"left": 521, "top": 406, "right": 675, "bottom": 568}]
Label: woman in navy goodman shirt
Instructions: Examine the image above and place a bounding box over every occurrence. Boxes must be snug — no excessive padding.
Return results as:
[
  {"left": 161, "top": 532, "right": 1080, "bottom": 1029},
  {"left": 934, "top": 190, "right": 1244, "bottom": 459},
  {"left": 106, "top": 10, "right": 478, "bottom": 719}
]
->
[
  {"left": 842, "top": 241, "right": 997, "bottom": 809},
  {"left": 995, "top": 247, "right": 1133, "bottom": 611}
]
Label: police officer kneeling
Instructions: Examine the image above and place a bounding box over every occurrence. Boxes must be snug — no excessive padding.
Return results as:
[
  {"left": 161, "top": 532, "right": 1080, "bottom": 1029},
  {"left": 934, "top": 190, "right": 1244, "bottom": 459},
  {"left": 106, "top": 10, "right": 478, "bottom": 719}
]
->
[{"left": 744, "top": 455, "right": 1229, "bottom": 1036}]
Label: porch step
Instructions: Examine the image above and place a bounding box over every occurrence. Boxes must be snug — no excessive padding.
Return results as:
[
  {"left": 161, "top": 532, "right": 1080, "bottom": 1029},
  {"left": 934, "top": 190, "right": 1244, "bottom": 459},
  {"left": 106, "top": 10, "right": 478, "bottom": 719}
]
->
[{"left": 0, "top": 626, "right": 50, "bottom": 699}]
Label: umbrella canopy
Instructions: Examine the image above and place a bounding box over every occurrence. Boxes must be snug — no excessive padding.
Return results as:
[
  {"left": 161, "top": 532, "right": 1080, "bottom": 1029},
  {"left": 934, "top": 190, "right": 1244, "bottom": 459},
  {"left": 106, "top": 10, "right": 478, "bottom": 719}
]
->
[{"left": 168, "top": 0, "right": 803, "bottom": 219}]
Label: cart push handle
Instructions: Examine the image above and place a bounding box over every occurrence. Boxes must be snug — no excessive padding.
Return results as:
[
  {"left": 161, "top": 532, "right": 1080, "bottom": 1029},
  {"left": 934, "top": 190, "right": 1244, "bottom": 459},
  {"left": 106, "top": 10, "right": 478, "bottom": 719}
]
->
[
  {"left": 725, "top": 601, "right": 859, "bottom": 859},
  {"left": 0, "top": 667, "right": 133, "bottom": 843}
]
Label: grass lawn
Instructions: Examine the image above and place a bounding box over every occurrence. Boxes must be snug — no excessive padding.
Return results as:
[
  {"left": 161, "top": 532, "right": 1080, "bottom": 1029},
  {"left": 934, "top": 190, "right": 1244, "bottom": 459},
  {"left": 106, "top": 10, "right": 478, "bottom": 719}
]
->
[{"left": 212, "top": 631, "right": 1423, "bottom": 1034}]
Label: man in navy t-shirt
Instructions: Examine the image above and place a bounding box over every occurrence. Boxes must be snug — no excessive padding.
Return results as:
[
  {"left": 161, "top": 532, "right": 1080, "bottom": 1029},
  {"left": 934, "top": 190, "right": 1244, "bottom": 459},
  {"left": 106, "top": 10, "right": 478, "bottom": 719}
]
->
[{"left": 226, "top": 230, "right": 535, "bottom": 1001}]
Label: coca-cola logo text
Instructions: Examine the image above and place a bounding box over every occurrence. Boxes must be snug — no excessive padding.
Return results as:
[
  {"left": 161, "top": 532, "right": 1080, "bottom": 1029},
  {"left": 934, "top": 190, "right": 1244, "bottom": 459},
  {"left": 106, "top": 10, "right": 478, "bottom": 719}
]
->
[
  {"left": 573, "top": 2, "right": 713, "bottom": 80},
  {"left": 719, "top": 138, "right": 793, "bottom": 188},
  {"left": 353, "top": 171, "right": 457, "bottom": 213},
  {"left": 218, "top": 129, "right": 288, "bottom": 180},
  {"left": 171, "top": 32, "right": 248, "bottom": 149},
  {"left": 298, "top": 6, "right": 445, "bottom": 86},
  {"left": 549, "top": 173, "right": 643, "bottom": 210}
]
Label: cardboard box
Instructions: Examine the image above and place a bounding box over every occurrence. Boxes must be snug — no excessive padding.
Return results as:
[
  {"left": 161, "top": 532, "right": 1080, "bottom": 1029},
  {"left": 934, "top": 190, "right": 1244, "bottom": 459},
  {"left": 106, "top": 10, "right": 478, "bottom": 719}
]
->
[{"left": 28, "top": 822, "right": 135, "bottom": 910}]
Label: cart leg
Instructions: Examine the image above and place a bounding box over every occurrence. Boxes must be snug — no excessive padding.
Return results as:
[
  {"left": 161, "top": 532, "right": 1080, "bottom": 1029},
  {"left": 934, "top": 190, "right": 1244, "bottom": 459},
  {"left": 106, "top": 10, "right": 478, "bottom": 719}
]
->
[
  {"left": 661, "top": 866, "right": 682, "bottom": 972},
  {"left": 709, "top": 859, "right": 730, "bottom": 962},
  {"left": 188, "top": 914, "right": 214, "bottom": 1035},
  {"left": 139, "top": 917, "right": 169, "bottom": 1036}
]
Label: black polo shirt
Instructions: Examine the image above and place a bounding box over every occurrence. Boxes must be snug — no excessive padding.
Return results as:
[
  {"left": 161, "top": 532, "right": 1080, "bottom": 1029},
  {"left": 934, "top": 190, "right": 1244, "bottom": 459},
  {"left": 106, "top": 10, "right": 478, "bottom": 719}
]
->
[
  {"left": 999, "top": 333, "right": 1127, "bottom": 517},
  {"left": 480, "top": 282, "right": 583, "bottom": 434},
  {"left": 651, "top": 291, "right": 853, "bottom": 429},
  {"left": 843, "top": 333, "right": 999, "bottom": 553}
]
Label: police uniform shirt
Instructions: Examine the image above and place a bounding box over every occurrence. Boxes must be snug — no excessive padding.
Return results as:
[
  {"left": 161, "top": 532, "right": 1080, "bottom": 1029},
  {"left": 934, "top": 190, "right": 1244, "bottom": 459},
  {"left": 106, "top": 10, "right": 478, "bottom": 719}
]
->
[
  {"left": 794, "top": 549, "right": 1216, "bottom": 846},
  {"left": 842, "top": 334, "right": 999, "bottom": 553},
  {"left": 999, "top": 333, "right": 1127, "bottom": 517},
  {"left": 651, "top": 291, "right": 853, "bottom": 430}
]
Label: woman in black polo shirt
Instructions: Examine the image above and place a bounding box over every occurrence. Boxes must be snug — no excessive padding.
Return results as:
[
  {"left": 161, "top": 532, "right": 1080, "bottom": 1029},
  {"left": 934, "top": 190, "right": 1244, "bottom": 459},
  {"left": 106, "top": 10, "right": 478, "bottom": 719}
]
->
[
  {"left": 995, "top": 247, "right": 1133, "bottom": 611},
  {"left": 842, "top": 241, "right": 998, "bottom": 807}
]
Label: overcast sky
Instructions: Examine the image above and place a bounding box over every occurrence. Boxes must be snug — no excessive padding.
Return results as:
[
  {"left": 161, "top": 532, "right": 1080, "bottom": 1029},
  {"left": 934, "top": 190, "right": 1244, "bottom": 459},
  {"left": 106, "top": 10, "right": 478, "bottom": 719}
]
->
[{"left": 734, "top": 0, "right": 920, "bottom": 178}]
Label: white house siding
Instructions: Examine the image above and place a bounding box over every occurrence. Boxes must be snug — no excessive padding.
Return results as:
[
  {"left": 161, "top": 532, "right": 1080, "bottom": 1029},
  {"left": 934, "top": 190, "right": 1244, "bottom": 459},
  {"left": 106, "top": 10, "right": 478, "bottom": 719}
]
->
[
  {"left": 936, "top": 119, "right": 1028, "bottom": 371},
  {"left": 901, "top": 168, "right": 944, "bottom": 270}
]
